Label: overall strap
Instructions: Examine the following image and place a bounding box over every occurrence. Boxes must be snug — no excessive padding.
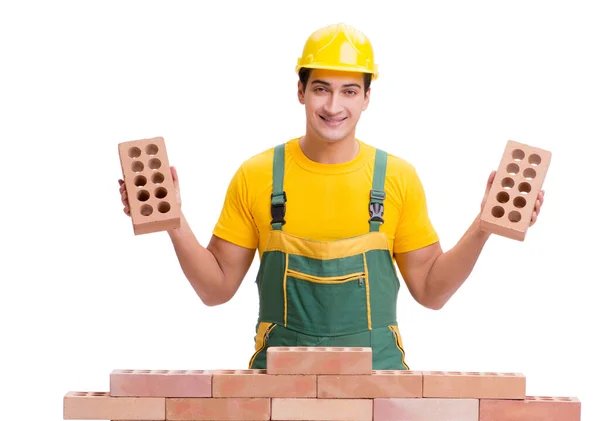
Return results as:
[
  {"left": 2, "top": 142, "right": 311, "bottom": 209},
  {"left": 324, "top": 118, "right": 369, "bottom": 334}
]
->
[
  {"left": 369, "top": 148, "right": 388, "bottom": 232},
  {"left": 271, "top": 143, "right": 287, "bottom": 230}
]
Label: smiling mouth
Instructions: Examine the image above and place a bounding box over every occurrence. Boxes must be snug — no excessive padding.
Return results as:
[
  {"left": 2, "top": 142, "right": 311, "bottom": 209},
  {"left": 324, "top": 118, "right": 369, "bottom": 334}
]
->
[{"left": 320, "top": 115, "right": 347, "bottom": 123}]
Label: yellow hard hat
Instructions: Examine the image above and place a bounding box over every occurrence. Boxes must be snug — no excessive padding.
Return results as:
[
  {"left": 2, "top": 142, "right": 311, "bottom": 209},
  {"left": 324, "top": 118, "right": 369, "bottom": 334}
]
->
[{"left": 296, "top": 23, "right": 378, "bottom": 79}]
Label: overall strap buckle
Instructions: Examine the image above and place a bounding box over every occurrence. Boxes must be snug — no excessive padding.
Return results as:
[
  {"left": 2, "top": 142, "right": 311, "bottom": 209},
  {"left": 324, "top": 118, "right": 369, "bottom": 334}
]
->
[
  {"left": 271, "top": 191, "right": 287, "bottom": 226},
  {"left": 369, "top": 189, "right": 385, "bottom": 223}
]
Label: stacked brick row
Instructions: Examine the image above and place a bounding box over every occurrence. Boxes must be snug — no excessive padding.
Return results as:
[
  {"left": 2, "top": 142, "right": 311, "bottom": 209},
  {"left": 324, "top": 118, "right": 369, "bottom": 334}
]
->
[{"left": 63, "top": 346, "right": 580, "bottom": 420}]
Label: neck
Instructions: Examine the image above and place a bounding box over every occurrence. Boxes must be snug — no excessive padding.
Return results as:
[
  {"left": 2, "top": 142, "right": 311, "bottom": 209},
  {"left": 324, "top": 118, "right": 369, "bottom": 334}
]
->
[{"left": 299, "top": 132, "right": 359, "bottom": 164}]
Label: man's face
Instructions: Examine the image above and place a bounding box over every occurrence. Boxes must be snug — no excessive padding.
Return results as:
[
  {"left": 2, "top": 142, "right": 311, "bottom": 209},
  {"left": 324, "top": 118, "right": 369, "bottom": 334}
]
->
[{"left": 298, "top": 69, "right": 370, "bottom": 144}]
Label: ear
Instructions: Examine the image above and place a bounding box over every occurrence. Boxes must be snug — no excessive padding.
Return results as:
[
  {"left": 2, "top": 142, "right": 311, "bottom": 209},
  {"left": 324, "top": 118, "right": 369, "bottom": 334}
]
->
[
  {"left": 297, "top": 80, "right": 305, "bottom": 104},
  {"left": 362, "top": 87, "right": 371, "bottom": 111}
]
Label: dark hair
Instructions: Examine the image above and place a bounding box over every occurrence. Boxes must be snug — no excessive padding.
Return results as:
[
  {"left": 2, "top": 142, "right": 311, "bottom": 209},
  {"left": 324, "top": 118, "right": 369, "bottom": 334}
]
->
[{"left": 298, "top": 67, "right": 372, "bottom": 96}]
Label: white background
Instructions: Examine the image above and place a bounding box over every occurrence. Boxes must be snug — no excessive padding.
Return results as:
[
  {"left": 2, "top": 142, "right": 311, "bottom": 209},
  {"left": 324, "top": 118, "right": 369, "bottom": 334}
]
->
[{"left": 1, "top": 0, "right": 598, "bottom": 420}]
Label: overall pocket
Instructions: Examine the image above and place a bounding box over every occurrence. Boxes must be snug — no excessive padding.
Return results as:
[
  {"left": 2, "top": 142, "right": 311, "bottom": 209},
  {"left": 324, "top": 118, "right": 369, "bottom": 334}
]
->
[{"left": 284, "top": 268, "right": 370, "bottom": 336}]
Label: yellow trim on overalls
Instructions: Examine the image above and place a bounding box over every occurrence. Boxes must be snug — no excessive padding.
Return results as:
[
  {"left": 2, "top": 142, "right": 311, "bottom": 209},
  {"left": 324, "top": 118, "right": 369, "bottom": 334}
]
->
[
  {"left": 283, "top": 254, "right": 289, "bottom": 327},
  {"left": 248, "top": 321, "right": 276, "bottom": 369},
  {"left": 265, "top": 230, "right": 390, "bottom": 259},
  {"left": 286, "top": 269, "right": 365, "bottom": 284},
  {"left": 388, "top": 324, "right": 409, "bottom": 370},
  {"left": 362, "top": 253, "right": 372, "bottom": 330}
]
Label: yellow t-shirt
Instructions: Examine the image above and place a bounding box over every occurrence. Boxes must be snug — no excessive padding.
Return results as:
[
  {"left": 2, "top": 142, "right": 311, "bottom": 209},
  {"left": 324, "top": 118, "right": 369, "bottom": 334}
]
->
[{"left": 213, "top": 138, "right": 439, "bottom": 258}]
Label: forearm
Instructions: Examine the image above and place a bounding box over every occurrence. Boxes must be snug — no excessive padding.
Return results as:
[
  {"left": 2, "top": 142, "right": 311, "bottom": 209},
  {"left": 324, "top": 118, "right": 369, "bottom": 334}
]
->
[
  {"left": 167, "top": 213, "right": 227, "bottom": 306},
  {"left": 424, "top": 215, "right": 491, "bottom": 309}
]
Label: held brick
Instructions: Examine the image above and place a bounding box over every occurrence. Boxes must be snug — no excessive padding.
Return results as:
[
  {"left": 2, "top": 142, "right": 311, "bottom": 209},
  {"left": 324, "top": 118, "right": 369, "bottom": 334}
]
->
[
  {"left": 212, "top": 369, "right": 317, "bottom": 397},
  {"left": 318, "top": 370, "right": 422, "bottom": 398},
  {"left": 166, "top": 397, "right": 270, "bottom": 420},
  {"left": 63, "top": 391, "right": 165, "bottom": 420},
  {"left": 480, "top": 139, "right": 551, "bottom": 241},
  {"left": 110, "top": 369, "right": 212, "bottom": 397},
  {"left": 271, "top": 398, "right": 373, "bottom": 421},
  {"left": 374, "top": 398, "right": 479, "bottom": 421},
  {"left": 422, "top": 371, "right": 526, "bottom": 399},
  {"left": 267, "top": 346, "right": 372, "bottom": 375},
  {"left": 479, "top": 396, "right": 581, "bottom": 421},
  {"left": 118, "top": 136, "right": 181, "bottom": 235}
]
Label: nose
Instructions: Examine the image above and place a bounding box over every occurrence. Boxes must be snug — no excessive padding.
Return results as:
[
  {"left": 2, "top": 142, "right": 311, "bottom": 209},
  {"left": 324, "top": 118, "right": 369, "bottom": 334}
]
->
[{"left": 323, "top": 93, "right": 343, "bottom": 115}]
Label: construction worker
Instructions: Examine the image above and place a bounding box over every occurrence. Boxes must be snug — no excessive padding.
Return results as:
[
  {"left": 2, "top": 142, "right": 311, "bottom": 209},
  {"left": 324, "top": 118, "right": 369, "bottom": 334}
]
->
[{"left": 118, "top": 23, "right": 544, "bottom": 370}]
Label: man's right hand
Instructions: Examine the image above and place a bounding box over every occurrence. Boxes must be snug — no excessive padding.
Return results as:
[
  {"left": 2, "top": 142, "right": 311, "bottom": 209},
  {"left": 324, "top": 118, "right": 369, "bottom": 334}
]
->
[{"left": 118, "top": 166, "right": 182, "bottom": 217}]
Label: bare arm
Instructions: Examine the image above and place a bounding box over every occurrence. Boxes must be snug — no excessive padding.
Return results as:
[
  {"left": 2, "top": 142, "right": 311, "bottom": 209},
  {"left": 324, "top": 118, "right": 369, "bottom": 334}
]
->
[
  {"left": 395, "top": 171, "right": 545, "bottom": 310},
  {"left": 168, "top": 214, "right": 255, "bottom": 306},
  {"left": 395, "top": 216, "right": 490, "bottom": 310}
]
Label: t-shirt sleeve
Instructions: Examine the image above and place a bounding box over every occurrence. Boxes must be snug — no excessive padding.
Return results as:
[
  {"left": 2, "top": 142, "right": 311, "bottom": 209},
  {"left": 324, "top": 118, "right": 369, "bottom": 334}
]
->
[
  {"left": 212, "top": 164, "right": 259, "bottom": 250},
  {"left": 394, "top": 165, "right": 439, "bottom": 254}
]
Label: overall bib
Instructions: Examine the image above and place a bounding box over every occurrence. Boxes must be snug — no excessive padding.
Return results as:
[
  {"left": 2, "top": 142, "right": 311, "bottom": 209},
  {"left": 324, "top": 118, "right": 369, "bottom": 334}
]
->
[{"left": 249, "top": 143, "right": 409, "bottom": 370}]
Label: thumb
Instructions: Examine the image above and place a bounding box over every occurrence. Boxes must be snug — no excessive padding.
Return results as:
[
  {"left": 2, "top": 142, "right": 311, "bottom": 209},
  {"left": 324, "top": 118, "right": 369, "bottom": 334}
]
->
[
  {"left": 170, "top": 166, "right": 179, "bottom": 185},
  {"left": 485, "top": 170, "right": 496, "bottom": 193}
]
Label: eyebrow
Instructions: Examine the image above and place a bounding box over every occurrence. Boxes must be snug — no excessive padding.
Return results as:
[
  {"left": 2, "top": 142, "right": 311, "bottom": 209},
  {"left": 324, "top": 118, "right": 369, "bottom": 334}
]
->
[{"left": 311, "top": 79, "right": 362, "bottom": 89}]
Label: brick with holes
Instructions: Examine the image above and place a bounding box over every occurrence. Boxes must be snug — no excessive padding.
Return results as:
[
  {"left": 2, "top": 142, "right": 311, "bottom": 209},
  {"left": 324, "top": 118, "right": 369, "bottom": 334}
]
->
[
  {"left": 110, "top": 369, "right": 212, "bottom": 397},
  {"left": 422, "top": 370, "right": 526, "bottom": 399},
  {"left": 480, "top": 140, "right": 551, "bottom": 241},
  {"left": 266, "top": 346, "right": 372, "bottom": 375},
  {"left": 118, "top": 136, "right": 180, "bottom": 235},
  {"left": 479, "top": 396, "right": 581, "bottom": 421},
  {"left": 211, "top": 369, "right": 317, "bottom": 398},
  {"left": 63, "top": 391, "right": 164, "bottom": 420},
  {"left": 318, "top": 370, "right": 422, "bottom": 398}
]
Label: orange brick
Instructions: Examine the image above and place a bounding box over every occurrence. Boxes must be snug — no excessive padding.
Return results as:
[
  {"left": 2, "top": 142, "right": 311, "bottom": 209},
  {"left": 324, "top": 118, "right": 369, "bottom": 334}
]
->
[
  {"left": 271, "top": 398, "right": 372, "bottom": 421},
  {"left": 110, "top": 369, "right": 211, "bottom": 397},
  {"left": 479, "top": 396, "right": 581, "bottom": 421},
  {"left": 318, "top": 370, "right": 422, "bottom": 398},
  {"left": 267, "top": 346, "right": 372, "bottom": 375},
  {"left": 480, "top": 139, "right": 551, "bottom": 241},
  {"left": 63, "top": 391, "right": 164, "bottom": 420},
  {"left": 374, "top": 398, "right": 478, "bottom": 421},
  {"left": 118, "top": 136, "right": 181, "bottom": 235},
  {"left": 422, "top": 371, "right": 525, "bottom": 399},
  {"left": 211, "top": 369, "right": 316, "bottom": 397},
  {"left": 166, "top": 397, "right": 270, "bottom": 420}
]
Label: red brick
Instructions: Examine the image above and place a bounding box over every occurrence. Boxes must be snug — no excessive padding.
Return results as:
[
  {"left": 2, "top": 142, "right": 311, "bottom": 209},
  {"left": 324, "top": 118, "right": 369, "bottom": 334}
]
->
[
  {"left": 166, "top": 397, "right": 270, "bottom": 420},
  {"left": 271, "top": 398, "right": 372, "bottom": 421},
  {"left": 267, "top": 346, "right": 372, "bottom": 375},
  {"left": 318, "top": 370, "right": 422, "bottom": 398},
  {"left": 211, "top": 369, "right": 316, "bottom": 397},
  {"left": 422, "top": 371, "right": 525, "bottom": 399},
  {"left": 110, "top": 369, "right": 211, "bottom": 397},
  {"left": 479, "top": 396, "right": 581, "bottom": 421},
  {"left": 63, "top": 391, "right": 164, "bottom": 420}
]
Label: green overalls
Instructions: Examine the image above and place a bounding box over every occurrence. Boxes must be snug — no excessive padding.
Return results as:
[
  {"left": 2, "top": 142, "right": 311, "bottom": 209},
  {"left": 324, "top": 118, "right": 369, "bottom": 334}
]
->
[{"left": 248, "top": 143, "right": 409, "bottom": 370}]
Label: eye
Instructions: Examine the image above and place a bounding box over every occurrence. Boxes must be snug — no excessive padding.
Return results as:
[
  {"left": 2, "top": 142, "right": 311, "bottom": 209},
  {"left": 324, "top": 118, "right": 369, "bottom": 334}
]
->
[{"left": 345, "top": 90, "right": 357, "bottom": 96}]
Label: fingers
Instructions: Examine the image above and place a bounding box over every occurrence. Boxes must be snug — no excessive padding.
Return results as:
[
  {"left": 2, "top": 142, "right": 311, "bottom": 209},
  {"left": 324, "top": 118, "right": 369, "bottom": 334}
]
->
[
  {"left": 170, "top": 166, "right": 178, "bottom": 183},
  {"left": 119, "top": 179, "right": 131, "bottom": 216}
]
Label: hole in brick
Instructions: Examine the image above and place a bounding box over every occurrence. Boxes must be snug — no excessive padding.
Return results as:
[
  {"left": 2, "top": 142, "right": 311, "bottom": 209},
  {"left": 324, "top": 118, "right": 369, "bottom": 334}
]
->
[
  {"left": 137, "top": 190, "right": 150, "bottom": 202},
  {"left": 170, "top": 370, "right": 187, "bottom": 374},
  {"left": 140, "top": 204, "right": 153, "bottom": 216},
  {"left": 146, "top": 144, "right": 159, "bottom": 155},
  {"left": 484, "top": 372, "right": 498, "bottom": 375},
  {"left": 132, "top": 161, "right": 144, "bottom": 172},
  {"left": 496, "top": 191, "right": 509, "bottom": 203},
  {"left": 220, "top": 370, "right": 237, "bottom": 374},
  {"left": 134, "top": 175, "right": 147, "bottom": 187},
  {"left": 137, "top": 370, "right": 151, "bottom": 373},
  {"left": 190, "top": 370, "right": 206, "bottom": 374},
  {"left": 506, "top": 163, "right": 519, "bottom": 175},
  {"left": 540, "top": 397, "right": 554, "bottom": 400},
  {"left": 128, "top": 147, "right": 141, "bottom": 158},
  {"left": 518, "top": 182, "right": 531, "bottom": 194},
  {"left": 503, "top": 373, "right": 518, "bottom": 376},
  {"left": 501, "top": 177, "right": 515, "bottom": 189},
  {"left": 512, "top": 149, "right": 525, "bottom": 161},
  {"left": 523, "top": 168, "right": 536, "bottom": 180},
  {"left": 73, "top": 392, "right": 88, "bottom": 396},
  {"left": 491, "top": 206, "right": 505, "bottom": 218},
  {"left": 430, "top": 371, "right": 445, "bottom": 375},
  {"left": 153, "top": 370, "right": 169, "bottom": 374},
  {"left": 513, "top": 196, "right": 526, "bottom": 208},
  {"left": 120, "top": 370, "right": 134, "bottom": 373},
  {"left": 91, "top": 392, "right": 107, "bottom": 396},
  {"left": 557, "top": 397, "right": 573, "bottom": 401},
  {"left": 529, "top": 153, "right": 541, "bottom": 165},
  {"left": 508, "top": 211, "right": 521, "bottom": 222},
  {"left": 149, "top": 158, "right": 162, "bottom": 170},
  {"left": 158, "top": 201, "right": 171, "bottom": 213},
  {"left": 448, "top": 371, "right": 462, "bottom": 375},
  {"left": 331, "top": 347, "right": 345, "bottom": 351},
  {"left": 465, "top": 372, "right": 479, "bottom": 375},
  {"left": 152, "top": 172, "right": 165, "bottom": 184},
  {"left": 154, "top": 187, "right": 168, "bottom": 199}
]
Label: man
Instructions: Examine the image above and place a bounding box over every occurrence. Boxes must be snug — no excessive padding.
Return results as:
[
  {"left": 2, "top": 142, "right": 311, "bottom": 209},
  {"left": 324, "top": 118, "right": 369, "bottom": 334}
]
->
[{"left": 119, "top": 23, "right": 544, "bottom": 370}]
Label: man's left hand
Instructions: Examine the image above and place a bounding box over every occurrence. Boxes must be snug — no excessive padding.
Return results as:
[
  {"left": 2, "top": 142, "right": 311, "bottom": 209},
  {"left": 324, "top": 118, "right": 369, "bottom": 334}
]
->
[{"left": 480, "top": 170, "right": 545, "bottom": 227}]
